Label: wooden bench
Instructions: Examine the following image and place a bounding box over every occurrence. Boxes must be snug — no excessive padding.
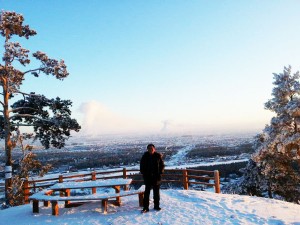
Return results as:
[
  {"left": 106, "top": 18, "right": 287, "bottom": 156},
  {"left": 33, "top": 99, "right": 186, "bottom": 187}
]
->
[{"left": 29, "top": 185, "right": 145, "bottom": 215}]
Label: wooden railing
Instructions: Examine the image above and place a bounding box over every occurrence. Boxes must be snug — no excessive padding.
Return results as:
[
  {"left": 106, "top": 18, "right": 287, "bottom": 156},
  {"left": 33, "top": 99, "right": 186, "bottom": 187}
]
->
[{"left": 23, "top": 168, "right": 220, "bottom": 204}]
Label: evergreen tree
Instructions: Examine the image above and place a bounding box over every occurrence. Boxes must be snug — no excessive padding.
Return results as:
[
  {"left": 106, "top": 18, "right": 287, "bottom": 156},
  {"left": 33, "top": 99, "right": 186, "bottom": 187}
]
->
[
  {"left": 0, "top": 11, "right": 81, "bottom": 204},
  {"left": 229, "top": 66, "right": 300, "bottom": 203}
]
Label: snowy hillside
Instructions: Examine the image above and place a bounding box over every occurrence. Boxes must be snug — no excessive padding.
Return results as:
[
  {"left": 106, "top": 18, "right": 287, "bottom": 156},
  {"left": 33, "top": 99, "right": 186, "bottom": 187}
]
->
[{"left": 0, "top": 189, "right": 299, "bottom": 225}]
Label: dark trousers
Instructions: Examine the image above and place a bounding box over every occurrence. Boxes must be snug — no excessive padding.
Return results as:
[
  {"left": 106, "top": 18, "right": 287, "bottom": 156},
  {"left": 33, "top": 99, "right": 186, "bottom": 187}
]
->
[{"left": 143, "top": 183, "right": 160, "bottom": 209}]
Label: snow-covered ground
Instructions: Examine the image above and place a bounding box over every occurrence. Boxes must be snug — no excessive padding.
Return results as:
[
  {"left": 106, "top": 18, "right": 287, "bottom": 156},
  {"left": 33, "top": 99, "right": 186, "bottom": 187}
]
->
[
  {"left": 0, "top": 133, "right": 299, "bottom": 224},
  {"left": 166, "top": 144, "right": 195, "bottom": 166},
  {"left": 0, "top": 189, "right": 299, "bottom": 225}
]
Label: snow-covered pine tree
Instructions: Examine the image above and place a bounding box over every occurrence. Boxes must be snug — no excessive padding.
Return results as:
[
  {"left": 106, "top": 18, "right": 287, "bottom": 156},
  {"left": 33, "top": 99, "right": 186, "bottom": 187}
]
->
[
  {"left": 0, "top": 11, "right": 81, "bottom": 205},
  {"left": 226, "top": 66, "right": 300, "bottom": 203}
]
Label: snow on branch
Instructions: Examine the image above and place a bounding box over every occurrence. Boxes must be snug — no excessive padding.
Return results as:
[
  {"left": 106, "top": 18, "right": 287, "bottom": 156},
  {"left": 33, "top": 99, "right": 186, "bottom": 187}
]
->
[
  {"left": 9, "top": 114, "right": 53, "bottom": 123},
  {"left": 31, "top": 51, "right": 69, "bottom": 79},
  {"left": 0, "top": 11, "right": 36, "bottom": 39},
  {"left": 9, "top": 107, "right": 39, "bottom": 113},
  {"left": 3, "top": 42, "right": 30, "bottom": 66}
]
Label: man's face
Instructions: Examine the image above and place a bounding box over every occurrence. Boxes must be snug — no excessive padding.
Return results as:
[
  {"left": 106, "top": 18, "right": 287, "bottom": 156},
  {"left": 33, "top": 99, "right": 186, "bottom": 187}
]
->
[{"left": 148, "top": 146, "right": 155, "bottom": 155}]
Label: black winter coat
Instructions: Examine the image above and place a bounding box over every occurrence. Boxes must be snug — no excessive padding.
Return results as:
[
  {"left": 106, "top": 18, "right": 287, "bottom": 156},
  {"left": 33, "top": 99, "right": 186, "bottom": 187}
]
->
[{"left": 140, "top": 152, "right": 165, "bottom": 184}]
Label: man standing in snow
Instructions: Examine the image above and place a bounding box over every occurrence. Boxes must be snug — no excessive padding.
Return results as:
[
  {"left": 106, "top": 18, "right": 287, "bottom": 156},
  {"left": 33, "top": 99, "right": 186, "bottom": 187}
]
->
[{"left": 140, "top": 144, "right": 165, "bottom": 213}]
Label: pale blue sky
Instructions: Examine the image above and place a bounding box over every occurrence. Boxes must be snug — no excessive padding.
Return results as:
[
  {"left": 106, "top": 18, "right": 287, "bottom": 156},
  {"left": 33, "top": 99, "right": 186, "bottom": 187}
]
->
[{"left": 1, "top": 1, "right": 300, "bottom": 135}]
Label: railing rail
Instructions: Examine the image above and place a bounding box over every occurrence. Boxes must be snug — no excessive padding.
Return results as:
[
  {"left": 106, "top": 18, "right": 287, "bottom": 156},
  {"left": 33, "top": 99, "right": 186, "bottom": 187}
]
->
[{"left": 23, "top": 167, "right": 220, "bottom": 204}]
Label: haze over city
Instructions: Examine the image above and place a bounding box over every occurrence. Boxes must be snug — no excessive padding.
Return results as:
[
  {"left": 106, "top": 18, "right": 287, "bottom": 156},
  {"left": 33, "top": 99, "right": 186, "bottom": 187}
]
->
[{"left": 1, "top": 1, "right": 300, "bottom": 135}]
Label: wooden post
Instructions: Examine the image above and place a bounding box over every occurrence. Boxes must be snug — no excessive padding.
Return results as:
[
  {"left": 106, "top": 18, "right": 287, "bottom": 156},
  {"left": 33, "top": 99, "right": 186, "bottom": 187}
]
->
[
  {"left": 65, "top": 189, "right": 70, "bottom": 206},
  {"left": 59, "top": 175, "right": 63, "bottom": 197},
  {"left": 214, "top": 170, "right": 221, "bottom": 193},
  {"left": 123, "top": 168, "right": 128, "bottom": 190},
  {"left": 51, "top": 201, "right": 59, "bottom": 216},
  {"left": 44, "top": 190, "right": 53, "bottom": 207},
  {"left": 92, "top": 171, "right": 96, "bottom": 194},
  {"left": 23, "top": 179, "right": 30, "bottom": 204},
  {"left": 183, "top": 169, "right": 188, "bottom": 190},
  {"left": 33, "top": 181, "right": 36, "bottom": 193},
  {"left": 92, "top": 171, "right": 96, "bottom": 180},
  {"left": 123, "top": 168, "right": 127, "bottom": 179},
  {"left": 102, "top": 199, "right": 108, "bottom": 213}
]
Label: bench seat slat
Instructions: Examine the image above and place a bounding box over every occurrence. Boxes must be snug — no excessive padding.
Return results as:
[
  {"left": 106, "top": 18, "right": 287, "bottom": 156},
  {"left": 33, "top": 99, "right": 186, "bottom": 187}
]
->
[{"left": 30, "top": 189, "right": 144, "bottom": 202}]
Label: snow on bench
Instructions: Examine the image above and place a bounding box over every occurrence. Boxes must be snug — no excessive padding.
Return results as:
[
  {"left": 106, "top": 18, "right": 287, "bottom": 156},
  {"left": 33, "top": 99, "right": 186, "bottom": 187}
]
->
[{"left": 29, "top": 185, "right": 145, "bottom": 215}]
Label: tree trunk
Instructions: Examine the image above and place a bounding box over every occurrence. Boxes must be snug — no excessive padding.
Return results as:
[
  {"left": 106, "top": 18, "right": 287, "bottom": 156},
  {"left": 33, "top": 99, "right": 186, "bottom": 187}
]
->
[
  {"left": 3, "top": 77, "right": 12, "bottom": 203},
  {"left": 3, "top": 29, "right": 13, "bottom": 204},
  {"left": 268, "top": 183, "right": 273, "bottom": 199}
]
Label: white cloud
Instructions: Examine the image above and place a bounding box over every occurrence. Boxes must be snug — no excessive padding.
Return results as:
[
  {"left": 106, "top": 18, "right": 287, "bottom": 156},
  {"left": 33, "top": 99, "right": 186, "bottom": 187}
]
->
[{"left": 78, "top": 100, "right": 155, "bottom": 135}]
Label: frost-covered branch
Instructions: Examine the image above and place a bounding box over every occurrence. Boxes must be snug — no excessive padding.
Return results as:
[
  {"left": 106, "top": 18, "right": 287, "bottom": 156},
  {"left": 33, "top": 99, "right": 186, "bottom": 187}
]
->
[
  {"left": 9, "top": 114, "right": 53, "bottom": 123},
  {"left": 3, "top": 42, "right": 30, "bottom": 66},
  {"left": 9, "top": 107, "right": 39, "bottom": 113},
  {"left": 11, "top": 123, "right": 33, "bottom": 127},
  {"left": 14, "top": 90, "right": 41, "bottom": 97},
  {"left": 23, "top": 67, "right": 43, "bottom": 76}
]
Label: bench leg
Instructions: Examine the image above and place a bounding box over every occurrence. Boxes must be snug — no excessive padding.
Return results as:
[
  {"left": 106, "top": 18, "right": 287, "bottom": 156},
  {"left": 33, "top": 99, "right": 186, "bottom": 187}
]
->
[
  {"left": 51, "top": 201, "right": 59, "bottom": 216},
  {"left": 138, "top": 193, "right": 144, "bottom": 207},
  {"left": 65, "top": 189, "right": 70, "bottom": 206},
  {"left": 44, "top": 200, "right": 50, "bottom": 207},
  {"left": 102, "top": 199, "right": 108, "bottom": 213},
  {"left": 33, "top": 200, "right": 39, "bottom": 213},
  {"left": 115, "top": 198, "right": 121, "bottom": 206},
  {"left": 114, "top": 186, "right": 121, "bottom": 205}
]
